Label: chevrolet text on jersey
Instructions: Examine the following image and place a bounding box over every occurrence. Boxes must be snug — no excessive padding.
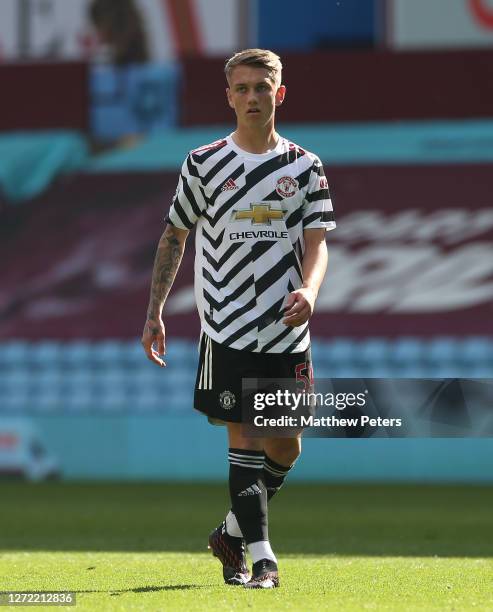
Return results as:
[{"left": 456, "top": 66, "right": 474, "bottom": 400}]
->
[{"left": 229, "top": 231, "right": 289, "bottom": 240}]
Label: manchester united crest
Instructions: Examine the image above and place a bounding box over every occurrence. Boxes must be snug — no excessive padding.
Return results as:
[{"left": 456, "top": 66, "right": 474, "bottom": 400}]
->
[
  {"left": 276, "top": 176, "right": 298, "bottom": 198},
  {"left": 219, "top": 390, "right": 236, "bottom": 410}
]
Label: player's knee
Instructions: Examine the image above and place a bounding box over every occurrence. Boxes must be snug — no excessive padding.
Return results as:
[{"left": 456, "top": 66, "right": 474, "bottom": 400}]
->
[
  {"left": 265, "top": 437, "right": 301, "bottom": 466},
  {"left": 227, "top": 423, "right": 264, "bottom": 451}
]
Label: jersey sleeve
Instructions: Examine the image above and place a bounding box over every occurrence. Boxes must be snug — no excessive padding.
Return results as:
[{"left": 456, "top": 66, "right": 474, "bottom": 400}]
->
[
  {"left": 302, "top": 156, "right": 336, "bottom": 232},
  {"left": 165, "top": 154, "right": 207, "bottom": 229}
]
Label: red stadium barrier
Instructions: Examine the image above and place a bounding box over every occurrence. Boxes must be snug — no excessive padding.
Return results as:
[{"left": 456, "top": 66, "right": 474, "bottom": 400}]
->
[
  {"left": 180, "top": 49, "right": 493, "bottom": 125},
  {"left": 0, "top": 62, "right": 89, "bottom": 132}
]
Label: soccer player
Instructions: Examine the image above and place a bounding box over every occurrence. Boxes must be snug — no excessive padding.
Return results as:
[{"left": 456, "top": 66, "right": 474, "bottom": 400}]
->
[{"left": 142, "top": 49, "right": 335, "bottom": 588}]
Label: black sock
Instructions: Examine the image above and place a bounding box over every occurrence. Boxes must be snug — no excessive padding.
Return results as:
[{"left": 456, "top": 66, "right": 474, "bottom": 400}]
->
[
  {"left": 264, "top": 454, "right": 294, "bottom": 501},
  {"left": 228, "top": 448, "right": 268, "bottom": 545}
]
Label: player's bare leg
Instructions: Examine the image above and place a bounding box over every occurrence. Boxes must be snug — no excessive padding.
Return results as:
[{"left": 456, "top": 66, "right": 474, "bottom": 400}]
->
[{"left": 264, "top": 436, "right": 302, "bottom": 468}]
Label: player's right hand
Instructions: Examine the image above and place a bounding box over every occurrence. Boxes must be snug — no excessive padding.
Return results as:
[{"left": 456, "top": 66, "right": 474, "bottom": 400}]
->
[{"left": 141, "top": 318, "right": 166, "bottom": 367}]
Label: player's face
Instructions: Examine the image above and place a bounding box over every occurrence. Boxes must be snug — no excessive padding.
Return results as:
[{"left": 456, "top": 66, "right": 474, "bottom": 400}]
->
[{"left": 226, "top": 66, "right": 285, "bottom": 128}]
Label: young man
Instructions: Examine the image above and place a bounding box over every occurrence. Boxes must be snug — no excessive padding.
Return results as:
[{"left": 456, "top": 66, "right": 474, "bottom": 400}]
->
[{"left": 142, "top": 49, "right": 335, "bottom": 589}]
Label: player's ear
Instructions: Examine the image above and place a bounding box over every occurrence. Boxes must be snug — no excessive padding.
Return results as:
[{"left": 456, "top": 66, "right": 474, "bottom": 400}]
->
[
  {"left": 275, "top": 84, "right": 286, "bottom": 107},
  {"left": 226, "top": 87, "right": 234, "bottom": 109}
]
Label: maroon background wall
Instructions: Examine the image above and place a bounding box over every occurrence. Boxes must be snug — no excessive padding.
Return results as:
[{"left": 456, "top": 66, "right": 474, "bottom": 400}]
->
[
  {"left": 3, "top": 50, "right": 491, "bottom": 132},
  {"left": 0, "top": 62, "right": 89, "bottom": 131},
  {"left": 180, "top": 49, "right": 493, "bottom": 125},
  {"left": 1, "top": 165, "right": 492, "bottom": 340}
]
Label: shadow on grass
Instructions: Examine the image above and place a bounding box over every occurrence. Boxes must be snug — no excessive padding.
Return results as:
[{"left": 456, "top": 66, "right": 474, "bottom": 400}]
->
[
  {"left": 131, "top": 585, "right": 207, "bottom": 592},
  {"left": 74, "top": 585, "right": 210, "bottom": 596},
  {"left": 1, "top": 483, "right": 492, "bottom": 558}
]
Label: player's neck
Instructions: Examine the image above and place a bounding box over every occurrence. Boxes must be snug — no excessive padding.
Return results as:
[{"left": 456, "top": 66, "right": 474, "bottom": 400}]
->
[{"left": 232, "top": 125, "right": 279, "bottom": 154}]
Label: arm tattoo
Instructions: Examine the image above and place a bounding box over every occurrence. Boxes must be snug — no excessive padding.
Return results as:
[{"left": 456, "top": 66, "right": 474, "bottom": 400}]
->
[{"left": 147, "top": 227, "right": 185, "bottom": 320}]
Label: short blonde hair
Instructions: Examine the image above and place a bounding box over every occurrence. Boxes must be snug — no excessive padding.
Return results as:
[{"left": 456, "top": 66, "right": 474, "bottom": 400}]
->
[{"left": 225, "top": 49, "right": 282, "bottom": 87}]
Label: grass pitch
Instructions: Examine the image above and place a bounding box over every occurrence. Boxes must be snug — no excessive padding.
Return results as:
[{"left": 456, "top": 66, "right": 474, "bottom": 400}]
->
[{"left": 0, "top": 483, "right": 492, "bottom": 610}]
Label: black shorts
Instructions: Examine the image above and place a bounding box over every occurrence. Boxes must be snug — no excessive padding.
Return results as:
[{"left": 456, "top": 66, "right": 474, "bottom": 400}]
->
[{"left": 194, "top": 332, "right": 313, "bottom": 424}]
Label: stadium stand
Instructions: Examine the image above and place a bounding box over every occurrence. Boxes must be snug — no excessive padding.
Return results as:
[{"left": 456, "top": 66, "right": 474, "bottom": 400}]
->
[{"left": 1, "top": 339, "right": 492, "bottom": 415}]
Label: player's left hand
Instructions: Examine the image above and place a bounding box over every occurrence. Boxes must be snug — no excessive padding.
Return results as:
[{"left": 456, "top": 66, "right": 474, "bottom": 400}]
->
[{"left": 282, "top": 287, "right": 316, "bottom": 327}]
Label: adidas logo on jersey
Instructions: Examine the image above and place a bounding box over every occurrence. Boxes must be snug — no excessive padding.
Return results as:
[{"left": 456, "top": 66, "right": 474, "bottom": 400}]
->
[
  {"left": 221, "top": 178, "right": 238, "bottom": 192},
  {"left": 238, "top": 484, "right": 262, "bottom": 496}
]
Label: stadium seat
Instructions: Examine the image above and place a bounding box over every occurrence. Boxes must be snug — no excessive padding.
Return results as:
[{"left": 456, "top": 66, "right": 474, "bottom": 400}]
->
[
  {"left": 120, "top": 341, "right": 144, "bottom": 365},
  {"left": 166, "top": 340, "right": 191, "bottom": 360},
  {"left": 63, "top": 341, "right": 95, "bottom": 366},
  {"left": 426, "top": 337, "right": 460, "bottom": 364},
  {"left": 390, "top": 363, "right": 430, "bottom": 379},
  {"left": 318, "top": 339, "right": 357, "bottom": 367},
  {"left": 361, "top": 363, "right": 394, "bottom": 378},
  {"left": 134, "top": 390, "right": 163, "bottom": 412},
  {"left": 328, "top": 364, "right": 364, "bottom": 379},
  {"left": 467, "top": 364, "right": 493, "bottom": 378},
  {"left": 460, "top": 338, "right": 493, "bottom": 367},
  {"left": 0, "top": 341, "right": 31, "bottom": 368},
  {"left": 392, "top": 338, "right": 426, "bottom": 365},
  {"left": 97, "top": 368, "right": 127, "bottom": 388},
  {"left": 64, "top": 389, "right": 95, "bottom": 413},
  {"left": 357, "top": 339, "right": 391, "bottom": 365},
  {"left": 65, "top": 370, "right": 95, "bottom": 388},
  {"left": 169, "top": 394, "right": 192, "bottom": 412},
  {"left": 92, "top": 340, "right": 125, "bottom": 365},
  {"left": 0, "top": 392, "right": 30, "bottom": 412},
  {"left": 430, "top": 361, "right": 471, "bottom": 378},
  {"left": 29, "top": 341, "right": 62, "bottom": 367},
  {"left": 133, "top": 366, "right": 163, "bottom": 387},
  {"left": 35, "top": 390, "right": 63, "bottom": 413},
  {"left": 3, "top": 336, "right": 490, "bottom": 416},
  {"left": 3, "top": 370, "right": 31, "bottom": 392},
  {"left": 0, "top": 372, "right": 9, "bottom": 393},
  {"left": 310, "top": 339, "right": 324, "bottom": 361},
  {"left": 313, "top": 364, "right": 331, "bottom": 378},
  {"left": 32, "top": 370, "right": 63, "bottom": 390},
  {"left": 98, "top": 389, "right": 128, "bottom": 412}
]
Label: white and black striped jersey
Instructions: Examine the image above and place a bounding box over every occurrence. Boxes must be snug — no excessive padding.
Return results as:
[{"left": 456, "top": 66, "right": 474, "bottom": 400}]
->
[{"left": 166, "top": 134, "right": 336, "bottom": 353}]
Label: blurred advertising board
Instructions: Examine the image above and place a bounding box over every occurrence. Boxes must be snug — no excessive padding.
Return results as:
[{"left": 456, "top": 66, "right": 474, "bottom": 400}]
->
[
  {"left": 0, "top": 165, "right": 491, "bottom": 340},
  {"left": 1, "top": 416, "right": 493, "bottom": 481},
  {"left": 0, "top": 418, "right": 60, "bottom": 480},
  {"left": 0, "top": 0, "right": 243, "bottom": 62},
  {"left": 386, "top": 0, "right": 493, "bottom": 50},
  {"left": 90, "top": 63, "right": 179, "bottom": 142},
  {"left": 309, "top": 164, "right": 493, "bottom": 337}
]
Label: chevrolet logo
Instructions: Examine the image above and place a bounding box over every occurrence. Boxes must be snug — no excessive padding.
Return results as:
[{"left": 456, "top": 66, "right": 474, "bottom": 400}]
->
[{"left": 234, "top": 204, "right": 284, "bottom": 225}]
